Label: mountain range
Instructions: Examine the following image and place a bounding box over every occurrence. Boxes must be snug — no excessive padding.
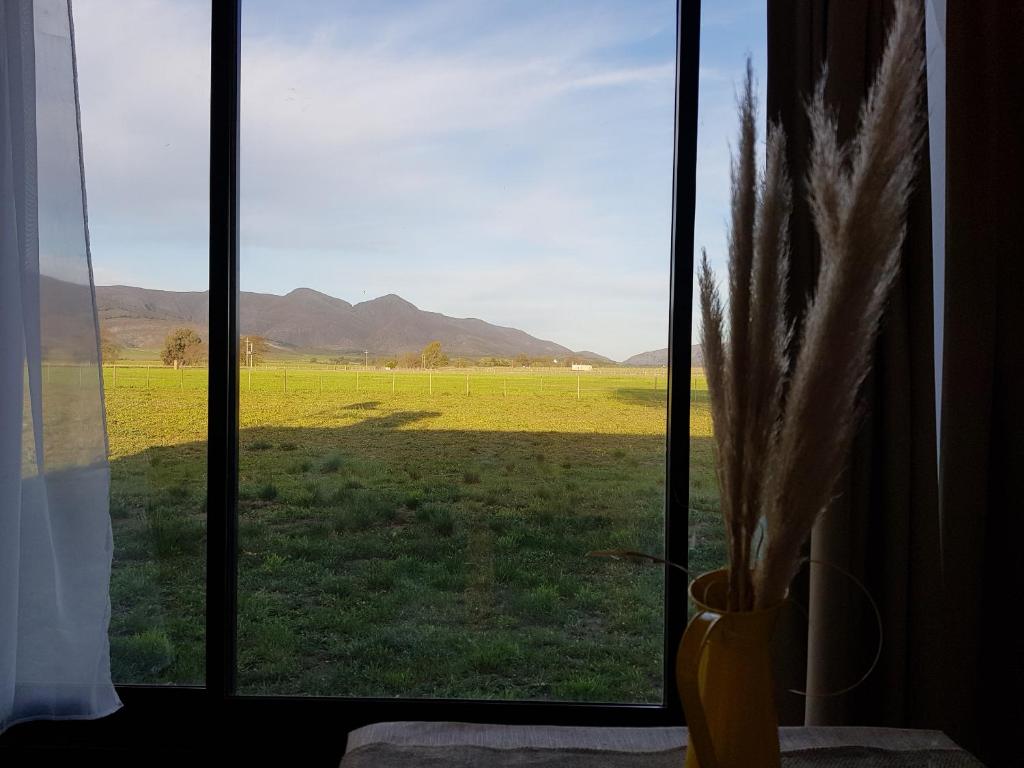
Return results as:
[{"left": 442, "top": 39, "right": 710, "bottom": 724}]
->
[
  {"left": 622, "top": 347, "right": 704, "bottom": 367},
  {"left": 96, "top": 285, "right": 613, "bottom": 361}
]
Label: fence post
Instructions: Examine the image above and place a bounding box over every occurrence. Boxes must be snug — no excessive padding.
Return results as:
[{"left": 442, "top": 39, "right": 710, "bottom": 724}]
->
[
  {"left": 248, "top": 369, "right": 252, "bottom": 392},
  {"left": 503, "top": 379, "right": 507, "bottom": 398},
  {"left": 112, "top": 364, "right": 116, "bottom": 388},
  {"left": 179, "top": 368, "right": 183, "bottom": 391},
  {"left": 147, "top": 366, "right": 150, "bottom": 389}
]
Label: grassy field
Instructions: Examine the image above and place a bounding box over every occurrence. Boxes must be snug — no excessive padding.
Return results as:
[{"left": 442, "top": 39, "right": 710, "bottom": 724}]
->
[{"left": 102, "top": 364, "right": 722, "bottom": 702}]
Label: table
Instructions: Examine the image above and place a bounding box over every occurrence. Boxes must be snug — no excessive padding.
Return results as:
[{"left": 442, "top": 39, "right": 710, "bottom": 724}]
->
[{"left": 340, "top": 722, "right": 985, "bottom": 767}]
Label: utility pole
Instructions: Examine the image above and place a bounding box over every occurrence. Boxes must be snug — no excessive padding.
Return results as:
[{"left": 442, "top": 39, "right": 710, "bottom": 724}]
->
[{"left": 364, "top": 350, "right": 368, "bottom": 368}]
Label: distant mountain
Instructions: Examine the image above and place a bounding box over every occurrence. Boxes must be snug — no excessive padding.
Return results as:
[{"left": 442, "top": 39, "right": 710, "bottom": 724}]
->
[
  {"left": 95, "top": 285, "right": 590, "bottom": 359},
  {"left": 621, "top": 345, "right": 703, "bottom": 367},
  {"left": 572, "top": 350, "right": 615, "bottom": 364}
]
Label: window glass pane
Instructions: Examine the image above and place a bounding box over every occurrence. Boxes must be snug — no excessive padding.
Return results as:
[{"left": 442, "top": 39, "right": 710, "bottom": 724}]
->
[
  {"left": 689, "top": 3, "right": 767, "bottom": 580},
  {"left": 74, "top": 0, "right": 211, "bottom": 684},
  {"left": 238, "top": 1, "right": 676, "bottom": 700}
]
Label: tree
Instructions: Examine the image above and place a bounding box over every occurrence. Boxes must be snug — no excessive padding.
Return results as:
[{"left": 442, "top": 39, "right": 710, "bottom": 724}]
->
[
  {"left": 420, "top": 340, "right": 448, "bottom": 369},
  {"left": 513, "top": 353, "right": 530, "bottom": 368},
  {"left": 162, "top": 327, "right": 204, "bottom": 368},
  {"left": 100, "top": 328, "right": 122, "bottom": 363},
  {"left": 182, "top": 340, "right": 207, "bottom": 366},
  {"left": 398, "top": 352, "right": 421, "bottom": 368},
  {"left": 239, "top": 335, "right": 269, "bottom": 367}
]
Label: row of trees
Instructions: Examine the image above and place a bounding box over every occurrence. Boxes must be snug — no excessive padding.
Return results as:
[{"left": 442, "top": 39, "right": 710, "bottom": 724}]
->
[{"left": 101, "top": 330, "right": 609, "bottom": 369}]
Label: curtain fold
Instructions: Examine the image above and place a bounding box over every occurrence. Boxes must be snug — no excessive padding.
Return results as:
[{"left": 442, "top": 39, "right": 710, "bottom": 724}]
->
[{"left": 0, "top": 0, "right": 120, "bottom": 733}]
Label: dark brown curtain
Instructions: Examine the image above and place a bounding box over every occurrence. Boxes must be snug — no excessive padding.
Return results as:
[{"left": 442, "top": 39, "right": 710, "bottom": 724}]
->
[
  {"left": 769, "top": 0, "right": 943, "bottom": 728},
  {"left": 938, "top": 2, "right": 1024, "bottom": 766},
  {"left": 768, "top": 1, "right": 1024, "bottom": 764}
]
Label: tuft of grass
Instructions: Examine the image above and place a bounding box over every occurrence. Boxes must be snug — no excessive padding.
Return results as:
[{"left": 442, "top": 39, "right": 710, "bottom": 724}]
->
[
  {"left": 110, "top": 629, "right": 175, "bottom": 680},
  {"left": 319, "top": 452, "right": 344, "bottom": 473},
  {"left": 514, "top": 584, "right": 561, "bottom": 621},
  {"left": 296, "top": 482, "right": 326, "bottom": 509},
  {"left": 415, "top": 503, "right": 455, "bottom": 537},
  {"left": 363, "top": 559, "right": 399, "bottom": 592},
  {"left": 467, "top": 639, "right": 523, "bottom": 674},
  {"left": 554, "top": 674, "right": 608, "bottom": 701},
  {"left": 423, "top": 481, "right": 461, "bottom": 504},
  {"left": 332, "top": 492, "right": 397, "bottom": 531},
  {"left": 462, "top": 470, "right": 481, "bottom": 485},
  {"left": 109, "top": 495, "right": 135, "bottom": 520},
  {"left": 249, "top": 440, "right": 273, "bottom": 451},
  {"left": 257, "top": 483, "right": 278, "bottom": 501},
  {"left": 146, "top": 510, "right": 203, "bottom": 559}
]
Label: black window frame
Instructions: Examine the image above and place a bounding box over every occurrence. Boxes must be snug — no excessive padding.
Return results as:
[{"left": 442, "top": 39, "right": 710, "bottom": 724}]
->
[{"left": 2, "top": 1, "right": 700, "bottom": 761}]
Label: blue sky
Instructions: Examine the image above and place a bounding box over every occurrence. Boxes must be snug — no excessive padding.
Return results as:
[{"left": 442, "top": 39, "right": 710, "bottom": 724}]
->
[{"left": 73, "top": 0, "right": 764, "bottom": 361}]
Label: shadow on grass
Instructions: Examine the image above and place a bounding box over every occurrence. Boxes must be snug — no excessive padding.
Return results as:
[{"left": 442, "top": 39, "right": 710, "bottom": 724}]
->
[
  {"left": 344, "top": 400, "right": 381, "bottom": 410},
  {"left": 108, "top": 408, "right": 710, "bottom": 703},
  {"left": 611, "top": 387, "right": 668, "bottom": 408}
]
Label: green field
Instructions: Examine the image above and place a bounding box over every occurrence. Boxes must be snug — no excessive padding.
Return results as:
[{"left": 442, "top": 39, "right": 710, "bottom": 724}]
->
[{"left": 102, "top": 364, "right": 722, "bottom": 702}]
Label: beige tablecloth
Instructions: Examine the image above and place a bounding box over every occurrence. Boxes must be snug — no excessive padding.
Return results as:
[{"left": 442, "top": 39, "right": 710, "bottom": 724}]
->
[{"left": 341, "top": 723, "right": 985, "bottom": 767}]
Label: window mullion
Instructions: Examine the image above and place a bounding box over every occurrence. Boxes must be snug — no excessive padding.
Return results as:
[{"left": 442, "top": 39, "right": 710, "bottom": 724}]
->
[{"left": 207, "top": 0, "right": 242, "bottom": 701}]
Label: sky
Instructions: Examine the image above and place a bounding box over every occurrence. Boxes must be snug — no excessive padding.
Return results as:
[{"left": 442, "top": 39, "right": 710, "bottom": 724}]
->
[{"left": 73, "top": 0, "right": 765, "bottom": 361}]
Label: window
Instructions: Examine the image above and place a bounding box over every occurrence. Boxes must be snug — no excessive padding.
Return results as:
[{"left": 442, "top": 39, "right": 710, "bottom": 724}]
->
[
  {"left": 236, "top": 0, "right": 676, "bottom": 703},
  {"left": 14, "top": 0, "right": 700, "bottom": 750},
  {"left": 75, "top": 0, "right": 211, "bottom": 686}
]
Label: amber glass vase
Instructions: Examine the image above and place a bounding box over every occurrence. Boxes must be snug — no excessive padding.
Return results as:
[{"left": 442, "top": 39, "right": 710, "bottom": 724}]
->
[{"left": 676, "top": 569, "right": 784, "bottom": 768}]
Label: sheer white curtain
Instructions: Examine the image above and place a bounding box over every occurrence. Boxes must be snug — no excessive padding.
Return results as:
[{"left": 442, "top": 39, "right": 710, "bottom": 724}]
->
[{"left": 1, "top": 0, "right": 120, "bottom": 732}]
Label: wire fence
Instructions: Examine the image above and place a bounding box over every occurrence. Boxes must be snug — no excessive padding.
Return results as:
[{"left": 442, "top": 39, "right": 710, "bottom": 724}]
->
[{"left": 95, "top": 364, "right": 710, "bottom": 402}]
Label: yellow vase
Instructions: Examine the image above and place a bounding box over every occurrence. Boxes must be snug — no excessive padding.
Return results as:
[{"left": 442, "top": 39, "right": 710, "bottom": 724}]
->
[{"left": 676, "top": 569, "right": 783, "bottom": 768}]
